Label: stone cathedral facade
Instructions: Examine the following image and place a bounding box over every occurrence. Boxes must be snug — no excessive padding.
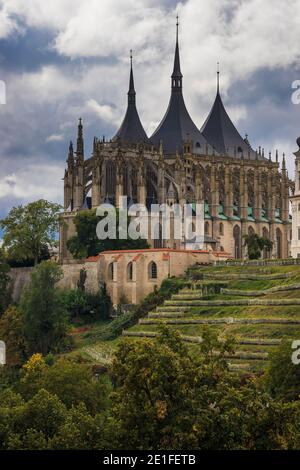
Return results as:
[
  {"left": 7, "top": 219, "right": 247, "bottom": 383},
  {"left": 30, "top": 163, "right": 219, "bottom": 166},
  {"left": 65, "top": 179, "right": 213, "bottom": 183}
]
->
[{"left": 60, "top": 25, "right": 292, "bottom": 263}]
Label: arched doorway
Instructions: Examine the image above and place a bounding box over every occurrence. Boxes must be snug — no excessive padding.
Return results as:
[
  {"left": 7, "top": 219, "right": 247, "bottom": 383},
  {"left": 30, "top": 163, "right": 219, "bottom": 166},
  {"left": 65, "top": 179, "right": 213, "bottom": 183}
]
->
[
  {"left": 233, "top": 225, "right": 241, "bottom": 259},
  {"left": 276, "top": 228, "right": 282, "bottom": 259}
]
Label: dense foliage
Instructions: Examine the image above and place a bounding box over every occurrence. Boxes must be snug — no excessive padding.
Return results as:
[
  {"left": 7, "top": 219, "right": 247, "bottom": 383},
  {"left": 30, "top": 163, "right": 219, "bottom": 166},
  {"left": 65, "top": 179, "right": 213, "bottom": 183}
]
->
[
  {"left": 244, "top": 233, "right": 273, "bottom": 260},
  {"left": 0, "top": 328, "right": 300, "bottom": 450},
  {"left": 66, "top": 209, "right": 149, "bottom": 259},
  {"left": 62, "top": 284, "right": 112, "bottom": 324},
  {"left": 20, "top": 261, "right": 70, "bottom": 355},
  {"left": 0, "top": 200, "right": 61, "bottom": 266}
]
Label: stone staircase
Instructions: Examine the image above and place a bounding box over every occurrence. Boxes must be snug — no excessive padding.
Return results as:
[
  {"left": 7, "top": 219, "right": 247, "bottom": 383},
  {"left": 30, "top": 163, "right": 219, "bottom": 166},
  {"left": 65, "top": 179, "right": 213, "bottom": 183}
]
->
[{"left": 122, "top": 265, "right": 300, "bottom": 372}]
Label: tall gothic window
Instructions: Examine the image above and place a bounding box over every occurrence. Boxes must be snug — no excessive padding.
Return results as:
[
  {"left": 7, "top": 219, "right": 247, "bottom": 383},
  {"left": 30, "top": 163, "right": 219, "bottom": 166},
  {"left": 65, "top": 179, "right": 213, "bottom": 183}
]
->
[
  {"left": 247, "top": 170, "right": 254, "bottom": 208},
  {"left": 218, "top": 166, "right": 225, "bottom": 205},
  {"left": 106, "top": 161, "right": 116, "bottom": 201},
  {"left": 146, "top": 165, "right": 158, "bottom": 209},
  {"left": 203, "top": 165, "right": 211, "bottom": 204},
  {"left": 233, "top": 168, "right": 240, "bottom": 213}
]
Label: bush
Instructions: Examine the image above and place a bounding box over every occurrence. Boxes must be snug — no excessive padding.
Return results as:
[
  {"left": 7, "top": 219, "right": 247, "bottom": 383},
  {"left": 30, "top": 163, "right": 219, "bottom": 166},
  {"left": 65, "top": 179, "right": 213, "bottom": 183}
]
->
[{"left": 62, "top": 284, "right": 112, "bottom": 324}]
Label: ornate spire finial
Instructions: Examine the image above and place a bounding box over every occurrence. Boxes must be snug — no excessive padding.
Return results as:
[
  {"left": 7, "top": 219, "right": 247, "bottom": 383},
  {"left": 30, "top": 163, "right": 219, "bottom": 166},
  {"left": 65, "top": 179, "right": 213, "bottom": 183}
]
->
[
  {"left": 172, "top": 14, "right": 182, "bottom": 91},
  {"left": 282, "top": 152, "right": 286, "bottom": 170},
  {"left": 76, "top": 118, "right": 84, "bottom": 161},
  {"left": 128, "top": 49, "right": 136, "bottom": 104},
  {"left": 217, "top": 62, "right": 220, "bottom": 93},
  {"left": 276, "top": 149, "right": 278, "bottom": 163},
  {"left": 67, "top": 140, "right": 74, "bottom": 165}
]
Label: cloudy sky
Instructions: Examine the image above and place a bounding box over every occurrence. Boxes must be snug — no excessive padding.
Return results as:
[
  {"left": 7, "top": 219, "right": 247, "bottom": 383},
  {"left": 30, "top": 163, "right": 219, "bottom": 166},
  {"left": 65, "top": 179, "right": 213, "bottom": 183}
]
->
[{"left": 0, "top": 0, "right": 300, "bottom": 223}]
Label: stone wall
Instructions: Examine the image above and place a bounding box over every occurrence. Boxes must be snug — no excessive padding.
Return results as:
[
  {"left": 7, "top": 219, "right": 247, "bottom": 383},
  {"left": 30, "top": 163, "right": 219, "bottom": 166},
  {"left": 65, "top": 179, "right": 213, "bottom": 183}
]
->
[
  {"left": 8, "top": 249, "right": 229, "bottom": 306},
  {"left": 9, "top": 267, "right": 33, "bottom": 302}
]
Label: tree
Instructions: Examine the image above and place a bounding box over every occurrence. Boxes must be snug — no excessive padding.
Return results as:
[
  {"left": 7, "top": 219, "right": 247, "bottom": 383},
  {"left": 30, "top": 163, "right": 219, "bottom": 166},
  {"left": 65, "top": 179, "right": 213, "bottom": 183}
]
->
[
  {"left": 244, "top": 233, "right": 273, "bottom": 260},
  {"left": 20, "top": 261, "right": 70, "bottom": 355},
  {"left": 63, "top": 283, "right": 112, "bottom": 324},
  {"left": 67, "top": 209, "right": 149, "bottom": 259},
  {"left": 109, "top": 327, "right": 201, "bottom": 449},
  {"left": 265, "top": 340, "right": 300, "bottom": 401},
  {"left": 0, "top": 200, "right": 62, "bottom": 266},
  {"left": 18, "top": 355, "right": 107, "bottom": 414},
  {"left": 0, "top": 306, "right": 27, "bottom": 366}
]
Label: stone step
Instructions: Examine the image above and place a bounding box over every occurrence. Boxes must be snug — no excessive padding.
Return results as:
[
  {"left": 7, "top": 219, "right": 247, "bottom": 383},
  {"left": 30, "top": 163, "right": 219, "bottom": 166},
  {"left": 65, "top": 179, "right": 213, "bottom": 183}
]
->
[
  {"left": 164, "top": 298, "right": 300, "bottom": 307},
  {"left": 124, "top": 330, "right": 281, "bottom": 347},
  {"left": 123, "top": 331, "right": 203, "bottom": 344},
  {"left": 121, "top": 332, "right": 269, "bottom": 360},
  {"left": 222, "top": 283, "right": 300, "bottom": 297},
  {"left": 171, "top": 294, "right": 204, "bottom": 300},
  {"left": 148, "top": 312, "right": 188, "bottom": 318},
  {"left": 156, "top": 306, "right": 189, "bottom": 312},
  {"left": 202, "top": 273, "right": 293, "bottom": 281},
  {"left": 140, "top": 317, "right": 300, "bottom": 325}
]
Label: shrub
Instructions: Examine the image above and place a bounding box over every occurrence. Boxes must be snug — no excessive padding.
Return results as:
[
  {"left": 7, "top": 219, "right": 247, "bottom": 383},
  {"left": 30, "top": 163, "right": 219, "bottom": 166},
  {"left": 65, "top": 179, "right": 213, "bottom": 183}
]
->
[{"left": 62, "top": 284, "right": 112, "bottom": 324}]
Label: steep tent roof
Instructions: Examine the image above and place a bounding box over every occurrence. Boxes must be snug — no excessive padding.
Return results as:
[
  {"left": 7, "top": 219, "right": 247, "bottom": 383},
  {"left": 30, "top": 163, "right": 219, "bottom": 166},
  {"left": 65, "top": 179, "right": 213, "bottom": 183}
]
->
[
  {"left": 151, "top": 18, "right": 213, "bottom": 156},
  {"left": 113, "top": 52, "right": 149, "bottom": 144},
  {"left": 201, "top": 73, "right": 261, "bottom": 160}
]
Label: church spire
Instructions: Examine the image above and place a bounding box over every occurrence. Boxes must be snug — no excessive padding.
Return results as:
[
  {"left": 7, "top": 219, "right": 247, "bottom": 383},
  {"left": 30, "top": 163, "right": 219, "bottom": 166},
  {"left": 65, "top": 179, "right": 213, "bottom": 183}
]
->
[
  {"left": 67, "top": 141, "right": 74, "bottom": 164},
  {"left": 76, "top": 118, "right": 84, "bottom": 161},
  {"left": 217, "top": 62, "right": 220, "bottom": 94},
  {"left": 171, "top": 15, "right": 182, "bottom": 92},
  {"left": 128, "top": 49, "right": 136, "bottom": 105},
  {"left": 112, "top": 50, "right": 149, "bottom": 144}
]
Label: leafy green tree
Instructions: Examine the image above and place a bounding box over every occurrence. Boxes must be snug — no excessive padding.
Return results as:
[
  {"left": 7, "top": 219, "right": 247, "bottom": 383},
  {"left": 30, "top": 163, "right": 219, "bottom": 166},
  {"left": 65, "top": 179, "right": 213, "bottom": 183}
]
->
[
  {"left": 244, "top": 233, "right": 273, "bottom": 260},
  {"left": 67, "top": 209, "right": 149, "bottom": 259},
  {"left": 19, "top": 356, "right": 108, "bottom": 414},
  {"left": 20, "top": 261, "right": 70, "bottom": 355},
  {"left": 109, "top": 327, "right": 201, "bottom": 449},
  {"left": 63, "top": 283, "right": 112, "bottom": 324},
  {"left": 0, "top": 305, "right": 27, "bottom": 366},
  {"left": 0, "top": 200, "right": 62, "bottom": 266},
  {"left": 265, "top": 340, "right": 300, "bottom": 401}
]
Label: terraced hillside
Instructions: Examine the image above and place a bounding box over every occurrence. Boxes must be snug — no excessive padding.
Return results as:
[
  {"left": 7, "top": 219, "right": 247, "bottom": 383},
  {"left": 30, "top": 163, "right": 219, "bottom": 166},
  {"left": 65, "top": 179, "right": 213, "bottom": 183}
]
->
[{"left": 123, "top": 264, "right": 300, "bottom": 372}]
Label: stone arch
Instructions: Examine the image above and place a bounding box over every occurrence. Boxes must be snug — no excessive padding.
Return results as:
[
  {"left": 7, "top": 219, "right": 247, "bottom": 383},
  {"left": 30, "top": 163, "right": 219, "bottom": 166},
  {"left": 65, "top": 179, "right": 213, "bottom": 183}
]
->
[
  {"left": 108, "top": 262, "right": 115, "bottom": 281},
  {"left": 127, "top": 262, "right": 133, "bottom": 281},
  {"left": 149, "top": 261, "right": 158, "bottom": 280}
]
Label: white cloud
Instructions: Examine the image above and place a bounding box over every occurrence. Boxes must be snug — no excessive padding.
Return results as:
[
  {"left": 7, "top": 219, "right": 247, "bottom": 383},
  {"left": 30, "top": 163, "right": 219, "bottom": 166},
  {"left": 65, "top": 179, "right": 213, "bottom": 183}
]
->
[
  {"left": 85, "top": 99, "right": 120, "bottom": 126},
  {"left": 0, "top": 0, "right": 300, "bottom": 214},
  {"left": 0, "top": 1, "right": 22, "bottom": 39},
  {"left": 0, "top": 158, "right": 64, "bottom": 203},
  {"left": 46, "top": 134, "right": 65, "bottom": 142}
]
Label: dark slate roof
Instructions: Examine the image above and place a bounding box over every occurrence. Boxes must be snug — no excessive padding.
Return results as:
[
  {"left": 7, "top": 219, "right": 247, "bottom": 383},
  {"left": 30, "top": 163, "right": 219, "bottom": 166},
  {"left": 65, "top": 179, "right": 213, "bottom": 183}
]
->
[
  {"left": 113, "top": 55, "right": 149, "bottom": 144},
  {"left": 151, "top": 25, "right": 214, "bottom": 156},
  {"left": 201, "top": 89, "right": 262, "bottom": 160}
]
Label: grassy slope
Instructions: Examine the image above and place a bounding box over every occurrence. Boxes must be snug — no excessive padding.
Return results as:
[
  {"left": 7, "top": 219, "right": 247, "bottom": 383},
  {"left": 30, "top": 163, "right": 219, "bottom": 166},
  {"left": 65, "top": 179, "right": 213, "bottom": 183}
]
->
[{"left": 67, "top": 263, "right": 300, "bottom": 372}]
